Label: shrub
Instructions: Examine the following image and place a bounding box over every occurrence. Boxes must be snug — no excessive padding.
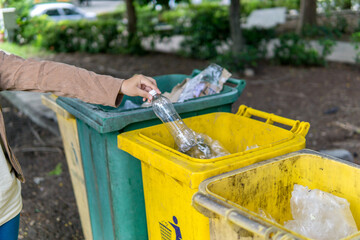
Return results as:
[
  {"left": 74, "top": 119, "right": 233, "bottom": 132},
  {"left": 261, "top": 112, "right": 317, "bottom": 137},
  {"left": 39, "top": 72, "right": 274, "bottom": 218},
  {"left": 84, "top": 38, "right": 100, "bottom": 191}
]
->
[
  {"left": 16, "top": 16, "right": 132, "bottom": 53},
  {"left": 136, "top": 5, "right": 161, "bottom": 37},
  {"left": 215, "top": 46, "right": 261, "bottom": 72},
  {"left": 351, "top": 32, "right": 360, "bottom": 63},
  {"left": 179, "top": 3, "right": 229, "bottom": 59},
  {"left": 97, "top": 10, "right": 125, "bottom": 21},
  {"left": 302, "top": 24, "right": 342, "bottom": 39},
  {"left": 273, "top": 33, "right": 335, "bottom": 66},
  {"left": 242, "top": 0, "right": 300, "bottom": 17}
]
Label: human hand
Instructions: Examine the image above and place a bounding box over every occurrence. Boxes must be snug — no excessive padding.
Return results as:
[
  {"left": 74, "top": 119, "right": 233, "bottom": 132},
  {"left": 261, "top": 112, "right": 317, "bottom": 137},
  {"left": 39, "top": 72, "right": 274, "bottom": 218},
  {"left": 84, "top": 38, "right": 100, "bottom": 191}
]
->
[{"left": 120, "top": 74, "right": 161, "bottom": 102}]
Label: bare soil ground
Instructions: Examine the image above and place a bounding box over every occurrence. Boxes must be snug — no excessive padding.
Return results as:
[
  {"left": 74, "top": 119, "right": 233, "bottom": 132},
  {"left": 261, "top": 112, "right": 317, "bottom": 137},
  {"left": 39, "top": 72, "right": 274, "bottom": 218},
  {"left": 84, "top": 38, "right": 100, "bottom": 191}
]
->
[{"left": 3, "top": 52, "right": 360, "bottom": 239}]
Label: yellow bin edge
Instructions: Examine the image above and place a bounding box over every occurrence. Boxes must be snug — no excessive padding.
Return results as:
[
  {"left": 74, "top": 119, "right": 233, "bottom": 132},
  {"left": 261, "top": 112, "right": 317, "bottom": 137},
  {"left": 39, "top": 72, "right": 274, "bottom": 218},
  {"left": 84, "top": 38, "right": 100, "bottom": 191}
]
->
[
  {"left": 193, "top": 149, "right": 360, "bottom": 240},
  {"left": 41, "top": 94, "right": 93, "bottom": 240}
]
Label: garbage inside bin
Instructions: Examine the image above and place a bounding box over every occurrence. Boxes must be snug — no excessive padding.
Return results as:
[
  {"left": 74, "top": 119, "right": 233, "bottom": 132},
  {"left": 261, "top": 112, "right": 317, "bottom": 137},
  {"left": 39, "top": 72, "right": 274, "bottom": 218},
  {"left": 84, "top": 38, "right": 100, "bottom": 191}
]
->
[
  {"left": 193, "top": 149, "right": 360, "bottom": 240},
  {"left": 178, "top": 63, "right": 231, "bottom": 102},
  {"left": 142, "top": 64, "right": 231, "bottom": 107},
  {"left": 149, "top": 89, "right": 230, "bottom": 159},
  {"left": 284, "top": 184, "right": 358, "bottom": 240},
  {"left": 186, "top": 133, "right": 230, "bottom": 159}
]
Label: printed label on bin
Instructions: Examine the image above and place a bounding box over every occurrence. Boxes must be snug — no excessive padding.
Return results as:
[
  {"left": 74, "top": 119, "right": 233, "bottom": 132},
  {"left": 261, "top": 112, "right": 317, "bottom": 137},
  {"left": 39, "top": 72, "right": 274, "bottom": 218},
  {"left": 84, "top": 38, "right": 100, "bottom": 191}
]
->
[{"left": 159, "top": 216, "right": 182, "bottom": 240}]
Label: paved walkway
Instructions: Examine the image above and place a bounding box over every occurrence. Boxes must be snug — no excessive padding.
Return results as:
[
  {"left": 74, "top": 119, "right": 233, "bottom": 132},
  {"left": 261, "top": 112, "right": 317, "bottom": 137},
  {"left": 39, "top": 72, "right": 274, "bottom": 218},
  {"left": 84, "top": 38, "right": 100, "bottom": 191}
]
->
[{"left": 0, "top": 39, "right": 357, "bottom": 135}]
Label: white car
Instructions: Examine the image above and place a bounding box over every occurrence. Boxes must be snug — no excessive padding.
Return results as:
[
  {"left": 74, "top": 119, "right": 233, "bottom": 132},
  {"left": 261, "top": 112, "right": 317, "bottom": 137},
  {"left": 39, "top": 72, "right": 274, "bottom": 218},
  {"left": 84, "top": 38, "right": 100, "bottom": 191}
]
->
[{"left": 29, "top": 3, "right": 97, "bottom": 21}]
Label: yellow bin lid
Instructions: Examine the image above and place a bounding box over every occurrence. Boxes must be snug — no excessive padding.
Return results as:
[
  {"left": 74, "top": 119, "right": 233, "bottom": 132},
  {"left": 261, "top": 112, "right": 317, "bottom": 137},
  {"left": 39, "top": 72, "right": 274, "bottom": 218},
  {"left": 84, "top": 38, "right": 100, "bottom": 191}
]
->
[{"left": 117, "top": 105, "right": 310, "bottom": 189}]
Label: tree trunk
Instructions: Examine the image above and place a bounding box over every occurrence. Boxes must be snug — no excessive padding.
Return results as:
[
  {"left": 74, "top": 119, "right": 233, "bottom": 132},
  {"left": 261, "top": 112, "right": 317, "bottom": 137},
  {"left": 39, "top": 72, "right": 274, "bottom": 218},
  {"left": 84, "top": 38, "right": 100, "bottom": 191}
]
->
[
  {"left": 229, "top": 0, "right": 244, "bottom": 54},
  {"left": 297, "top": 0, "right": 317, "bottom": 34},
  {"left": 125, "top": 0, "right": 137, "bottom": 38}
]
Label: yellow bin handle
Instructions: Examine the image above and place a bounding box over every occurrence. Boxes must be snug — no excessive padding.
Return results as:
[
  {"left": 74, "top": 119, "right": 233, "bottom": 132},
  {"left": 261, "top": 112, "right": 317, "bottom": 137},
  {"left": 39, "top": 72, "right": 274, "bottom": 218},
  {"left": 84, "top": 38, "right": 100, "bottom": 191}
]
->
[
  {"left": 192, "top": 193, "right": 299, "bottom": 240},
  {"left": 236, "top": 105, "right": 310, "bottom": 138}
]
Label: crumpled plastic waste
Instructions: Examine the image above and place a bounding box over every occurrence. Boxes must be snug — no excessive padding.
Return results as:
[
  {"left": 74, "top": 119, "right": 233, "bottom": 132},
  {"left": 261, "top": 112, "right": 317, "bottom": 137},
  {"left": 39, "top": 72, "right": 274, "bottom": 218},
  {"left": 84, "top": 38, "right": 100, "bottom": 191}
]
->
[
  {"left": 184, "top": 133, "right": 230, "bottom": 159},
  {"left": 259, "top": 209, "right": 277, "bottom": 223},
  {"left": 284, "top": 184, "right": 358, "bottom": 240},
  {"left": 245, "top": 144, "right": 259, "bottom": 151},
  {"left": 178, "top": 63, "right": 231, "bottom": 102},
  {"left": 141, "top": 63, "right": 231, "bottom": 107}
]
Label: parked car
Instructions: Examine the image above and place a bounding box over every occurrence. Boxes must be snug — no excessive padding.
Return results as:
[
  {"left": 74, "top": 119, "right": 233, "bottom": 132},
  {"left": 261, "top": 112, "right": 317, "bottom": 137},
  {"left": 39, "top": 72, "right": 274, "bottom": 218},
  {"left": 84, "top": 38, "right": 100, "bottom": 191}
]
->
[{"left": 29, "top": 3, "right": 97, "bottom": 21}]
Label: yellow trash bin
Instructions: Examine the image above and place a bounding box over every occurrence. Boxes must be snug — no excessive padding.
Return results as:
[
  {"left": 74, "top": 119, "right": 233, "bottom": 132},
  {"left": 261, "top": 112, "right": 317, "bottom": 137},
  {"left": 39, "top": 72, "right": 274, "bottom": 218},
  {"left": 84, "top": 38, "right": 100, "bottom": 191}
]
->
[
  {"left": 41, "top": 94, "right": 93, "bottom": 240},
  {"left": 193, "top": 149, "right": 360, "bottom": 240},
  {"left": 117, "top": 105, "right": 310, "bottom": 240}
]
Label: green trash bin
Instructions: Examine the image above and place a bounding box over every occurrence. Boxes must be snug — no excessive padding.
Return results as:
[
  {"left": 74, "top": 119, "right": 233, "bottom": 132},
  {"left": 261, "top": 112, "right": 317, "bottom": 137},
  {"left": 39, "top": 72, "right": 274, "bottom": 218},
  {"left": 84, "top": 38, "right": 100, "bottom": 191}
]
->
[{"left": 56, "top": 70, "right": 246, "bottom": 240}]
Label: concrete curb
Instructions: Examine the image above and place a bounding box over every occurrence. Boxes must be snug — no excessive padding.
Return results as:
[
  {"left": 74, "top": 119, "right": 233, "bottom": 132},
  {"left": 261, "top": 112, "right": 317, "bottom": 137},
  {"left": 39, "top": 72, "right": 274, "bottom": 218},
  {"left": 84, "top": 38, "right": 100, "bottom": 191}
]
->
[{"left": 1, "top": 91, "right": 59, "bottom": 135}]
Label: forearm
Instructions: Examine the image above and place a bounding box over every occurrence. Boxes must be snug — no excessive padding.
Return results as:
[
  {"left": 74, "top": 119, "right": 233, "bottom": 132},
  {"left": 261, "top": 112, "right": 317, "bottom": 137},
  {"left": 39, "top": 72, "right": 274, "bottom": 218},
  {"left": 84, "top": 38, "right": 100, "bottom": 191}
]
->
[{"left": 0, "top": 51, "right": 124, "bottom": 107}]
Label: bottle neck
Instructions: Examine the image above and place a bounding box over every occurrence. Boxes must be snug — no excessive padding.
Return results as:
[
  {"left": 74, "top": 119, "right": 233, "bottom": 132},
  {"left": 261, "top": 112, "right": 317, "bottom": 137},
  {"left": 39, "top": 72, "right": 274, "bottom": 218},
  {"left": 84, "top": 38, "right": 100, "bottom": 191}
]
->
[
  {"left": 149, "top": 89, "right": 158, "bottom": 98},
  {"left": 152, "top": 94, "right": 160, "bottom": 101}
]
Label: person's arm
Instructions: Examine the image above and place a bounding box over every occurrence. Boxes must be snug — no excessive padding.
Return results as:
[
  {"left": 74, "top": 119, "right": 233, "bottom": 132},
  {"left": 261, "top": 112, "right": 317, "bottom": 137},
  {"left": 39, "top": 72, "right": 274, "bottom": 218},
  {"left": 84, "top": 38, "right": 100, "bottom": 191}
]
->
[{"left": 0, "top": 51, "right": 160, "bottom": 107}]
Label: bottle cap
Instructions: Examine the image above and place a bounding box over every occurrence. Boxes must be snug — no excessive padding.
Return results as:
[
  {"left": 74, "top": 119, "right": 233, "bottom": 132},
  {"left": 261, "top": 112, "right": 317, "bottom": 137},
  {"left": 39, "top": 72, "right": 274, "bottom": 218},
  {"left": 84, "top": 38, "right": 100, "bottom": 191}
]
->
[{"left": 149, "top": 89, "right": 157, "bottom": 96}]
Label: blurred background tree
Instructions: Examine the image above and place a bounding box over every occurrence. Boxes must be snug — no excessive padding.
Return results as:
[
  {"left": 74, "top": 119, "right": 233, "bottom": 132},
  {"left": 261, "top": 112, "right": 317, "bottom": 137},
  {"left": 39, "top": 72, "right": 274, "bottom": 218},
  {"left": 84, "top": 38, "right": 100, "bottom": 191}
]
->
[
  {"left": 3, "top": 0, "right": 360, "bottom": 70},
  {"left": 297, "top": 0, "right": 317, "bottom": 33}
]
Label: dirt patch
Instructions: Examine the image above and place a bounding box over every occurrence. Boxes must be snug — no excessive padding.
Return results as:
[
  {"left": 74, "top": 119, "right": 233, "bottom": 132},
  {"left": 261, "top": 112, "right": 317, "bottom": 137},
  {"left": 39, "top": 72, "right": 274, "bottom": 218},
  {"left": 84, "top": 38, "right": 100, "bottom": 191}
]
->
[
  {"left": 0, "top": 95, "right": 83, "bottom": 239},
  {"left": 5, "top": 52, "right": 360, "bottom": 239},
  {"left": 233, "top": 62, "right": 360, "bottom": 160}
]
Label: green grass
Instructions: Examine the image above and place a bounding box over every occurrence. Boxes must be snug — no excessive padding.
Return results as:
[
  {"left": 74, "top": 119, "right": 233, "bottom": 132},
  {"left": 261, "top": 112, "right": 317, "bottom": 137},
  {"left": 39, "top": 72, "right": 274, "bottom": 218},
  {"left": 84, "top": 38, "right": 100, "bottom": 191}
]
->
[{"left": 0, "top": 42, "right": 52, "bottom": 59}]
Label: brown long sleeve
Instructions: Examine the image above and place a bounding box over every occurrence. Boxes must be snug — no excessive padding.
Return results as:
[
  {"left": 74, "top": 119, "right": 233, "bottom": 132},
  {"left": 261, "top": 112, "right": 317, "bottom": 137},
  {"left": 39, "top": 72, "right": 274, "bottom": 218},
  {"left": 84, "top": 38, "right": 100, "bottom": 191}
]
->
[{"left": 0, "top": 51, "right": 124, "bottom": 107}]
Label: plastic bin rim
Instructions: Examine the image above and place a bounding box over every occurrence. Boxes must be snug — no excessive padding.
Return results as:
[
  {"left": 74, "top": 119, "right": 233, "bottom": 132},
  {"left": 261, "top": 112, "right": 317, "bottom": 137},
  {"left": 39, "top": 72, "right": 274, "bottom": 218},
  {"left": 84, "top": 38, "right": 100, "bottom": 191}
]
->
[
  {"left": 56, "top": 83, "right": 242, "bottom": 134},
  {"left": 136, "top": 112, "right": 298, "bottom": 163},
  {"left": 197, "top": 149, "right": 360, "bottom": 195},
  {"left": 117, "top": 109, "right": 309, "bottom": 188}
]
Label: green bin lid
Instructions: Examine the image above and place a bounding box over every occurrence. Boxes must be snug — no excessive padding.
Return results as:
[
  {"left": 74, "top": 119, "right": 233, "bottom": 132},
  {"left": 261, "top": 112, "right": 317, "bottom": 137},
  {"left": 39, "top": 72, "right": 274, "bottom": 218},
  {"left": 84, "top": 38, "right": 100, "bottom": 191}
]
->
[{"left": 56, "top": 70, "right": 246, "bottom": 133}]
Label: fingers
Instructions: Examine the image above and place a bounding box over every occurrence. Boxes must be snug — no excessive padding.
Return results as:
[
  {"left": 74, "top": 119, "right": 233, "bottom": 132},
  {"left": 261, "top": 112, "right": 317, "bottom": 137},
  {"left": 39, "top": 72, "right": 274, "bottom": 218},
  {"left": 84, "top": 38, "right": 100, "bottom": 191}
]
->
[
  {"left": 140, "top": 77, "right": 160, "bottom": 94},
  {"left": 145, "top": 76, "right": 157, "bottom": 86},
  {"left": 121, "top": 74, "right": 161, "bottom": 100},
  {"left": 137, "top": 75, "right": 160, "bottom": 93},
  {"left": 137, "top": 88, "right": 153, "bottom": 102}
]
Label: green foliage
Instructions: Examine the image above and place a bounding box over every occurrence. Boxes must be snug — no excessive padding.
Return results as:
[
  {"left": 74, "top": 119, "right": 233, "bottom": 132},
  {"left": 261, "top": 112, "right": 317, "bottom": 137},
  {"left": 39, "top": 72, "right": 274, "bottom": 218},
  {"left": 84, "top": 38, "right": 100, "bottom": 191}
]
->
[
  {"left": 317, "top": 0, "right": 335, "bottom": 15},
  {"left": 215, "top": 47, "right": 261, "bottom": 72},
  {"left": 16, "top": 16, "right": 140, "bottom": 54},
  {"left": 319, "top": 38, "right": 336, "bottom": 57},
  {"left": 242, "top": 27, "right": 275, "bottom": 53},
  {"left": 351, "top": 32, "right": 360, "bottom": 63},
  {"left": 355, "top": 18, "right": 360, "bottom": 33},
  {"left": 97, "top": 10, "right": 125, "bottom": 21},
  {"left": 16, "top": 15, "right": 50, "bottom": 45},
  {"left": 179, "top": 3, "right": 229, "bottom": 59},
  {"left": 301, "top": 15, "right": 349, "bottom": 40},
  {"left": 159, "top": 6, "right": 188, "bottom": 34},
  {"left": 2, "top": 0, "right": 33, "bottom": 19},
  {"left": 335, "top": 15, "right": 348, "bottom": 34},
  {"left": 273, "top": 33, "right": 335, "bottom": 66},
  {"left": 48, "top": 163, "right": 62, "bottom": 176},
  {"left": 242, "top": 0, "right": 300, "bottom": 17},
  {"left": 136, "top": 5, "right": 161, "bottom": 37},
  {"left": 156, "top": 3, "right": 276, "bottom": 60},
  {"left": 334, "top": 0, "right": 352, "bottom": 9},
  {"left": 0, "top": 41, "right": 51, "bottom": 58}
]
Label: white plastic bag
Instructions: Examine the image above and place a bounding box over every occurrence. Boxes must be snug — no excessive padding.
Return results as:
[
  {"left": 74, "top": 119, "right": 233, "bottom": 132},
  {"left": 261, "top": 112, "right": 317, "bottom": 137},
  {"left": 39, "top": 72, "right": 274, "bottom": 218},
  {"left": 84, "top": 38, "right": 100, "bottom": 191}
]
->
[
  {"left": 178, "top": 63, "right": 231, "bottom": 102},
  {"left": 284, "top": 184, "right": 358, "bottom": 240}
]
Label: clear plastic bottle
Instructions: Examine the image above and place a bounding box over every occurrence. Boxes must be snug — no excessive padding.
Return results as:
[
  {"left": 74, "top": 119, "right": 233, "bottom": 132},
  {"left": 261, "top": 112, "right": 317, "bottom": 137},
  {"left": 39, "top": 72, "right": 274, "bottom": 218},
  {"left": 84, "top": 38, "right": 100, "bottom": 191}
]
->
[{"left": 149, "top": 89, "right": 197, "bottom": 153}]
